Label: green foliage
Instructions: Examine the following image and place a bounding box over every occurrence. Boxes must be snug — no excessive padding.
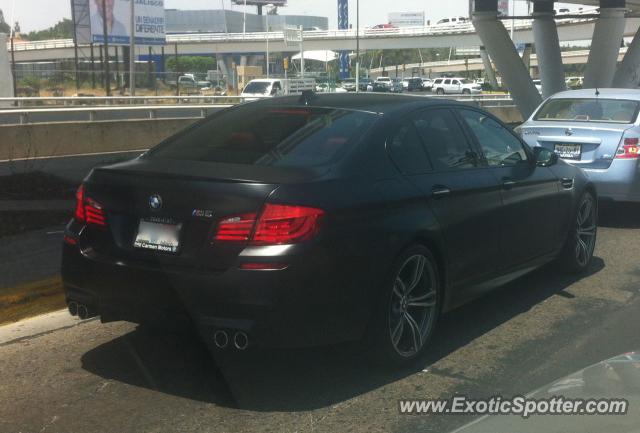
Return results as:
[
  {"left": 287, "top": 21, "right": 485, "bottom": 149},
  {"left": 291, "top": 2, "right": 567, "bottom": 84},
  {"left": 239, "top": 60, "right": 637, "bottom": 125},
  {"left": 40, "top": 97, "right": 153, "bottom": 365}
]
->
[
  {"left": 19, "top": 76, "right": 42, "bottom": 90},
  {"left": 166, "top": 56, "right": 216, "bottom": 74},
  {"left": 25, "top": 19, "right": 74, "bottom": 41},
  {"left": 0, "top": 9, "right": 10, "bottom": 34}
]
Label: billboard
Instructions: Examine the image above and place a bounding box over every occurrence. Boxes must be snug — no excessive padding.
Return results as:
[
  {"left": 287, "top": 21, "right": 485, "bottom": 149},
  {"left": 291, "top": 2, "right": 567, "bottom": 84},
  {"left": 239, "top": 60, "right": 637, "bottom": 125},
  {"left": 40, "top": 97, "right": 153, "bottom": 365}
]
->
[
  {"left": 337, "top": 0, "right": 349, "bottom": 79},
  {"left": 231, "top": 0, "right": 287, "bottom": 6},
  {"left": 498, "top": 0, "right": 510, "bottom": 16},
  {"left": 88, "top": 0, "right": 165, "bottom": 46},
  {"left": 388, "top": 12, "right": 425, "bottom": 27}
]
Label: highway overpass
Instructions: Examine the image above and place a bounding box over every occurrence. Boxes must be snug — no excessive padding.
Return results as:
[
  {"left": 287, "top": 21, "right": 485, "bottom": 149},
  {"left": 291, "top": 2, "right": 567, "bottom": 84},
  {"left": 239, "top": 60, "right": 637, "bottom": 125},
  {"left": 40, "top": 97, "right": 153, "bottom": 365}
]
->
[{"left": 8, "top": 15, "right": 640, "bottom": 62}]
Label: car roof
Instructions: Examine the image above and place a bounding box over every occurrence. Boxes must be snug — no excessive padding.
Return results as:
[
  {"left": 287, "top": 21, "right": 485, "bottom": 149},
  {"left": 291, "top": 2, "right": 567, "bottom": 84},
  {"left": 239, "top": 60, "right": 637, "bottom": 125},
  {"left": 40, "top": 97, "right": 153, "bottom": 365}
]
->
[
  {"left": 248, "top": 93, "right": 466, "bottom": 115},
  {"left": 550, "top": 88, "right": 640, "bottom": 100}
]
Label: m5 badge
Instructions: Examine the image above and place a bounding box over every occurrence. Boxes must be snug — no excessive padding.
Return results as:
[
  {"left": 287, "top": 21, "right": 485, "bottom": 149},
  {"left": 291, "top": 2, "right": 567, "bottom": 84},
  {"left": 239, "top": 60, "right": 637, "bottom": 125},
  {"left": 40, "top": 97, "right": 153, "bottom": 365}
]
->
[{"left": 192, "top": 209, "right": 214, "bottom": 218}]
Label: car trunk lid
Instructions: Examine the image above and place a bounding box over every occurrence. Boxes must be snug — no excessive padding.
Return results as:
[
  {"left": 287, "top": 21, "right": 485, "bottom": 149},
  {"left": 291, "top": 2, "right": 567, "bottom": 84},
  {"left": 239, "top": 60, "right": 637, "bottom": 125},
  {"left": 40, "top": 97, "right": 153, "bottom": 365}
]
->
[{"left": 520, "top": 122, "right": 633, "bottom": 169}]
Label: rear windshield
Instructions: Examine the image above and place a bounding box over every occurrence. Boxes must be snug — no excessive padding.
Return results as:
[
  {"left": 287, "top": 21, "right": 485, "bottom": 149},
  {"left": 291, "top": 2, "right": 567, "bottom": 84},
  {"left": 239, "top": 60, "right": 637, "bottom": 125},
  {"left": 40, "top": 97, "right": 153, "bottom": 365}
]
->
[
  {"left": 534, "top": 98, "right": 640, "bottom": 123},
  {"left": 147, "top": 106, "right": 377, "bottom": 167},
  {"left": 243, "top": 82, "right": 270, "bottom": 94}
]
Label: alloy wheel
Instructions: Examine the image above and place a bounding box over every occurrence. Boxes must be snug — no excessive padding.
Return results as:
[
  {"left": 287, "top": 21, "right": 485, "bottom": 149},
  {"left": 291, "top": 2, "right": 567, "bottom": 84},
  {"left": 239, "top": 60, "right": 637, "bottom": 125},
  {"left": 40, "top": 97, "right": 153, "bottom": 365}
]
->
[
  {"left": 575, "top": 194, "right": 597, "bottom": 267},
  {"left": 388, "top": 254, "right": 438, "bottom": 358}
]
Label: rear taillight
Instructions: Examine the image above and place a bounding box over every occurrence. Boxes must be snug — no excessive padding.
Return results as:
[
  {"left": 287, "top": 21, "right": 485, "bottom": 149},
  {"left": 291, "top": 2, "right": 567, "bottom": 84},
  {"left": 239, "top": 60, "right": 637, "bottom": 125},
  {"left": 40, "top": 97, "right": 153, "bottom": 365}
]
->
[
  {"left": 617, "top": 137, "right": 640, "bottom": 159},
  {"left": 74, "top": 185, "right": 107, "bottom": 227},
  {"left": 214, "top": 213, "right": 257, "bottom": 242},
  {"left": 214, "top": 204, "right": 324, "bottom": 245}
]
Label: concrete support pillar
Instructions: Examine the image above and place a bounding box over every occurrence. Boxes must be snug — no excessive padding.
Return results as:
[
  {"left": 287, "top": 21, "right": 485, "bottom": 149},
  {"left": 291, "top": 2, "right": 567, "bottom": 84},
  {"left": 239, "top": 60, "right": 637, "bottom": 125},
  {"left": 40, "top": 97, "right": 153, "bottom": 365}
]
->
[
  {"left": 217, "top": 58, "right": 229, "bottom": 79},
  {"left": 522, "top": 43, "right": 533, "bottom": 70},
  {"left": 0, "top": 34, "right": 14, "bottom": 100},
  {"left": 613, "top": 28, "right": 640, "bottom": 87},
  {"left": 240, "top": 55, "right": 248, "bottom": 67},
  {"left": 479, "top": 46, "right": 499, "bottom": 89},
  {"left": 533, "top": 3, "right": 566, "bottom": 98},
  {"left": 473, "top": 10, "right": 542, "bottom": 118},
  {"left": 584, "top": 4, "right": 626, "bottom": 88}
]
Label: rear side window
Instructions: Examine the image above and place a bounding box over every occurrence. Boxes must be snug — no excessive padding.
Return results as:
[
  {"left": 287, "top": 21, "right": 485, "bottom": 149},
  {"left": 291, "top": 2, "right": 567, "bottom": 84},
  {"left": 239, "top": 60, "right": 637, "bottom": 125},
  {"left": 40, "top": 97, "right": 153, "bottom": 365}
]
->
[
  {"left": 387, "top": 122, "right": 432, "bottom": 174},
  {"left": 534, "top": 98, "right": 640, "bottom": 123},
  {"left": 148, "top": 106, "right": 377, "bottom": 167}
]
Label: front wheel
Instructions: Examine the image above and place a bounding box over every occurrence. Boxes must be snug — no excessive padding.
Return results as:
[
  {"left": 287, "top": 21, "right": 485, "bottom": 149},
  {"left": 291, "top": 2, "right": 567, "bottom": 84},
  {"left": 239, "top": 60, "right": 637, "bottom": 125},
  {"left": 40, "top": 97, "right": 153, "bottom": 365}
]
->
[
  {"left": 559, "top": 191, "right": 597, "bottom": 273},
  {"left": 462, "top": 88, "right": 471, "bottom": 95},
  {"left": 372, "top": 245, "right": 441, "bottom": 365}
]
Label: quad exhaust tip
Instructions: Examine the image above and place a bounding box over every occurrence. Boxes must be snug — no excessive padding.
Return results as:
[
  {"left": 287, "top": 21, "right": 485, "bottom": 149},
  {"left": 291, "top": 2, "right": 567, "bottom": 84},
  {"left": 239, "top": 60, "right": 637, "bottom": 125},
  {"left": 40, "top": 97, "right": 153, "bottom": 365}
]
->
[
  {"left": 234, "top": 331, "right": 249, "bottom": 350},
  {"left": 214, "top": 330, "right": 229, "bottom": 349}
]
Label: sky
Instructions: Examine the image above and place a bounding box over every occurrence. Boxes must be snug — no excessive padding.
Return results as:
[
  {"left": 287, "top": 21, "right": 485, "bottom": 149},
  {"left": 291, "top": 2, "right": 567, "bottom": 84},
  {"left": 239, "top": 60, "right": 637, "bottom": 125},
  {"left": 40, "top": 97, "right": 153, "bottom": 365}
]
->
[{"left": 0, "top": 0, "right": 565, "bottom": 33}]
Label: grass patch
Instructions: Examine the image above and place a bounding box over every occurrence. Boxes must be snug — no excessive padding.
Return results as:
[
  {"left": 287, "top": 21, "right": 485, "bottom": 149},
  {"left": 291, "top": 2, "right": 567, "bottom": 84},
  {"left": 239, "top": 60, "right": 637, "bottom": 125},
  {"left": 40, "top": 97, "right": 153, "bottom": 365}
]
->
[{"left": 0, "top": 276, "right": 66, "bottom": 326}]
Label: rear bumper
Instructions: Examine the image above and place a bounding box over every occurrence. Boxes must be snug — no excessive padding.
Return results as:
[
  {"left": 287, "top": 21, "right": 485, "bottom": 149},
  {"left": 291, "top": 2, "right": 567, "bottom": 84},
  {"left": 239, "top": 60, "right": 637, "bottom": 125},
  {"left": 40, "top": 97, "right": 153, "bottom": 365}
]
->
[
  {"left": 582, "top": 158, "right": 640, "bottom": 203},
  {"left": 61, "top": 237, "right": 377, "bottom": 349}
]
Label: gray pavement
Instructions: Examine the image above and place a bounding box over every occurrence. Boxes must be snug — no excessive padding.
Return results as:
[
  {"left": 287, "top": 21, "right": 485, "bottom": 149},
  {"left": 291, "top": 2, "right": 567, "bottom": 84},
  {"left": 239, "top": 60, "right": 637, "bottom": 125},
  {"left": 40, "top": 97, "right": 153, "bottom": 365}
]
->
[{"left": 1, "top": 210, "right": 640, "bottom": 433}]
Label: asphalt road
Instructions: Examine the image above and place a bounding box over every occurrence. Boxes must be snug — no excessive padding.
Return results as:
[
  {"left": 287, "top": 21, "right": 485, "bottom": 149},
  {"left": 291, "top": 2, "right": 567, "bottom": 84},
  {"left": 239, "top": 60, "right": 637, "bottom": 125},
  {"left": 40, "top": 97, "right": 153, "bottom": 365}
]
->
[{"left": 1, "top": 204, "right": 640, "bottom": 433}]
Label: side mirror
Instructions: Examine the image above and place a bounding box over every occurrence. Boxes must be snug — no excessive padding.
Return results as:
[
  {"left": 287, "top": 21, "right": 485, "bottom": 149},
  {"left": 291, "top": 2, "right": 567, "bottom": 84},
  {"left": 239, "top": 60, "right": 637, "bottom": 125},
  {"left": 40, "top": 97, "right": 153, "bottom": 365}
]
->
[{"left": 532, "top": 146, "right": 558, "bottom": 167}]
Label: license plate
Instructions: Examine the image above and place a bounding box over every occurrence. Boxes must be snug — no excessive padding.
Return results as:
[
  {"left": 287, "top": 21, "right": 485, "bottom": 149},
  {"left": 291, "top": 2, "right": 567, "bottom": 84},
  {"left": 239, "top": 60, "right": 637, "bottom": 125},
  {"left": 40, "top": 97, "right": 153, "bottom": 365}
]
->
[
  {"left": 554, "top": 143, "right": 582, "bottom": 160},
  {"left": 134, "top": 218, "right": 182, "bottom": 253}
]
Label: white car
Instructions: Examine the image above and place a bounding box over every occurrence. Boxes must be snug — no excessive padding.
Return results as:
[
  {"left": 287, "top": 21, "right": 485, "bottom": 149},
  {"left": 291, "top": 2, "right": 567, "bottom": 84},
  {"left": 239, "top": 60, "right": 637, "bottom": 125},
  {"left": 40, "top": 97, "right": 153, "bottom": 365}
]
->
[
  {"left": 435, "top": 16, "right": 468, "bottom": 26},
  {"left": 375, "top": 77, "right": 393, "bottom": 89},
  {"left": 533, "top": 79, "right": 542, "bottom": 94},
  {"left": 431, "top": 77, "right": 482, "bottom": 95}
]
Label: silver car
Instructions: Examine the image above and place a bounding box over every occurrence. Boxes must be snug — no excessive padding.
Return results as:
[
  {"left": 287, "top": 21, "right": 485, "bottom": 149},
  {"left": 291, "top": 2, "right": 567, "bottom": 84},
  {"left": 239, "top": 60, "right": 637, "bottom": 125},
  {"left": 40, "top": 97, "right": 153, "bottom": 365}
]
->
[{"left": 519, "top": 89, "right": 640, "bottom": 203}]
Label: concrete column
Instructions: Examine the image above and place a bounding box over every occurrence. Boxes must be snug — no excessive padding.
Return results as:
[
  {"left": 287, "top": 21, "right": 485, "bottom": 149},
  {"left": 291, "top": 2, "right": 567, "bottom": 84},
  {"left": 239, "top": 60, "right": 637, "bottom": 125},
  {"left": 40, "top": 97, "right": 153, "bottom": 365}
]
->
[
  {"left": 240, "top": 55, "right": 248, "bottom": 67},
  {"left": 0, "top": 34, "right": 15, "bottom": 101},
  {"left": 533, "top": 3, "right": 566, "bottom": 98},
  {"left": 473, "top": 10, "right": 542, "bottom": 118},
  {"left": 479, "top": 46, "right": 499, "bottom": 89},
  {"left": 584, "top": 4, "right": 626, "bottom": 88},
  {"left": 613, "top": 28, "right": 640, "bottom": 87},
  {"left": 216, "top": 58, "right": 229, "bottom": 78}
]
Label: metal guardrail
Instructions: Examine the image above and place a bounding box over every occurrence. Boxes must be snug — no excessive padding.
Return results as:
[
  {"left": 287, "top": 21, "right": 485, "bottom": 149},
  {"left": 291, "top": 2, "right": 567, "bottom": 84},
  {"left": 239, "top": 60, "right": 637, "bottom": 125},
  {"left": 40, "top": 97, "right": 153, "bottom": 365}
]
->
[
  {"left": 0, "top": 94, "right": 514, "bottom": 126},
  {"left": 0, "top": 96, "right": 252, "bottom": 108}
]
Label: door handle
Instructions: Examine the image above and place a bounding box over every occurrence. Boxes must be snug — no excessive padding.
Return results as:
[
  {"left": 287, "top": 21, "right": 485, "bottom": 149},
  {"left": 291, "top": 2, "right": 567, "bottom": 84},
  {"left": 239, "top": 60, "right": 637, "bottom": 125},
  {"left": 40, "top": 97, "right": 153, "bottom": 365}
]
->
[
  {"left": 432, "top": 185, "right": 451, "bottom": 198},
  {"left": 502, "top": 178, "right": 517, "bottom": 189}
]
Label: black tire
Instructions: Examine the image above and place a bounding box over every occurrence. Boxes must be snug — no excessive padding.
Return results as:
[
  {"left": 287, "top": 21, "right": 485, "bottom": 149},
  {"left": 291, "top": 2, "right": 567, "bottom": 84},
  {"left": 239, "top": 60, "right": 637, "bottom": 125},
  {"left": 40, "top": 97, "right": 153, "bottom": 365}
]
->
[
  {"left": 462, "top": 88, "right": 471, "bottom": 95},
  {"left": 559, "top": 191, "right": 597, "bottom": 273},
  {"left": 436, "top": 88, "right": 445, "bottom": 95},
  {"left": 370, "top": 245, "right": 441, "bottom": 366}
]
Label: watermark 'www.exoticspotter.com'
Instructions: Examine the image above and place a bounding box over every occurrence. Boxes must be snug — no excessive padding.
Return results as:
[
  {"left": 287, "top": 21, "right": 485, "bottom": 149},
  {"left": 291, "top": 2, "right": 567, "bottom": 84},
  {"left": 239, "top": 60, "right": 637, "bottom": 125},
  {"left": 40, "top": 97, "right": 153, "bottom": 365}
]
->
[{"left": 398, "top": 396, "right": 629, "bottom": 418}]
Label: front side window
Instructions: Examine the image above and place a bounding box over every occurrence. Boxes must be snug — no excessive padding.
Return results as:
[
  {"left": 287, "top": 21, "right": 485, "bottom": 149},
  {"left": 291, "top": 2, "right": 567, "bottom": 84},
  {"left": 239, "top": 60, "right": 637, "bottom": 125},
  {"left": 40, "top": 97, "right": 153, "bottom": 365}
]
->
[
  {"left": 444, "top": 79, "right": 451, "bottom": 85},
  {"left": 534, "top": 98, "right": 640, "bottom": 123},
  {"left": 148, "top": 106, "right": 377, "bottom": 168},
  {"left": 458, "top": 109, "right": 529, "bottom": 166},
  {"left": 413, "top": 109, "right": 478, "bottom": 170}
]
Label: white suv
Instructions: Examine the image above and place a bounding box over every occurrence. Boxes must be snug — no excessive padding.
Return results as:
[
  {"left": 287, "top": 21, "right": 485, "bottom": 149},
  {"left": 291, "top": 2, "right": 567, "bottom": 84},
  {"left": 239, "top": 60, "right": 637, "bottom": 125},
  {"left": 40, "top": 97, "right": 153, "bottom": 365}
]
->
[{"left": 431, "top": 77, "right": 482, "bottom": 95}]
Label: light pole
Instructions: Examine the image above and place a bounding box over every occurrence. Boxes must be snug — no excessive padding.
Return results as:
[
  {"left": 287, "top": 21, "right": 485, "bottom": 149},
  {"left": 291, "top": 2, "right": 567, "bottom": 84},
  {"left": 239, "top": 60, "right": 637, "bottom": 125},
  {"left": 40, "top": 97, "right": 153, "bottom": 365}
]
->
[
  {"left": 355, "top": 0, "right": 360, "bottom": 92},
  {"left": 243, "top": 0, "right": 247, "bottom": 35},
  {"left": 129, "top": 0, "right": 136, "bottom": 95},
  {"left": 265, "top": 3, "right": 273, "bottom": 78}
]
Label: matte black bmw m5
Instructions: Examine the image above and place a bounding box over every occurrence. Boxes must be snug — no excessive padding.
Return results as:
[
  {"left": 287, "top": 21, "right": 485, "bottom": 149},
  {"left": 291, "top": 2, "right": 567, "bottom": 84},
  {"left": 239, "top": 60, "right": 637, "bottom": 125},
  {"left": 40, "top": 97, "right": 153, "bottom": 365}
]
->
[{"left": 62, "top": 94, "right": 597, "bottom": 364}]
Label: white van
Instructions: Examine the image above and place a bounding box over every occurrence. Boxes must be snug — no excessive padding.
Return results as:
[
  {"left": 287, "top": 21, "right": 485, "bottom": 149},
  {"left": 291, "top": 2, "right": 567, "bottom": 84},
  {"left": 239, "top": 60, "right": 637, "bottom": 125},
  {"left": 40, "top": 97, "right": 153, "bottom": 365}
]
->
[
  {"left": 435, "top": 16, "right": 468, "bottom": 26},
  {"left": 241, "top": 78, "right": 316, "bottom": 99}
]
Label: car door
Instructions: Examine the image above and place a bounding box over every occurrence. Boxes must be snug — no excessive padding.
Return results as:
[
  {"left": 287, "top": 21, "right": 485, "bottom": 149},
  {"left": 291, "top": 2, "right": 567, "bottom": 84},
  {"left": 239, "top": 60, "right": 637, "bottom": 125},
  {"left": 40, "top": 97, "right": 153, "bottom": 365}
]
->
[
  {"left": 442, "top": 79, "right": 452, "bottom": 93},
  {"left": 390, "top": 108, "right": 503, "bottom": 286},
  {"left": 456, "top": 108, "right": 564, "bottom": 268},
  {"left": 451, "top": 79, "right": 462, "bottom": 94}
]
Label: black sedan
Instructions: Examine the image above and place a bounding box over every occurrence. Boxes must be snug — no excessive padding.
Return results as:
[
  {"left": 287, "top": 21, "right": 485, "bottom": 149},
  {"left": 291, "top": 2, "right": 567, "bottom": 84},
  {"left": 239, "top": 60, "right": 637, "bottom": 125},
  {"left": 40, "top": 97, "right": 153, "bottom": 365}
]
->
[{"left": 62, "top": 94, "right": 597, "bottom": 365}]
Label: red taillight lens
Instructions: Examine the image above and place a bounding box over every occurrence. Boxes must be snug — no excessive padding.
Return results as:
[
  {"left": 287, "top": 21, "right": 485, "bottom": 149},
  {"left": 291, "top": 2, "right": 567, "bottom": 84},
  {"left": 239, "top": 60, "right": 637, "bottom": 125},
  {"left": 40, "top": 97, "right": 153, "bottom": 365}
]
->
[
  {"left": 214, "top": 213, "right": 257, "bottom": 241},
  {"left": 74, "top": 184, "right": 106, "bottom": 227},
  {"left": 617, "top": 137, "right": 640, "bottom": 159},
  {"left": 214, "top": 204, "right": 324, "bottom": 245},
  {"left": 74, "top": 185, "right": 85, "bottom": 222},
  {"left": 253, "top": 204, "right": 324, "bottom": 245}
]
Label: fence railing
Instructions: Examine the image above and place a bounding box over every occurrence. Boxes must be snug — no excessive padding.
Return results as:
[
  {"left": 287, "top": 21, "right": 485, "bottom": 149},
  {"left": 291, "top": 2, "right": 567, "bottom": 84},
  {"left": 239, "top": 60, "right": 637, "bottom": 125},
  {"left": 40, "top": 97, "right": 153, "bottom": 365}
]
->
[
  {"left": 0, "top": 95, "right": 254, "bottom": 108},
  {"left": 0, "top": 93, "right": 514, "bottom": 126}
]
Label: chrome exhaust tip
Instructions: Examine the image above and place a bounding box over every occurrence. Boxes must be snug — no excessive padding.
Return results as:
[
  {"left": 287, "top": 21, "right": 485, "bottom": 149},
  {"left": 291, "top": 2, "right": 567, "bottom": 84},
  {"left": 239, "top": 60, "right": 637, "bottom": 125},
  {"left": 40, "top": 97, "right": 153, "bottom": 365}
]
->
[
  {"left": 214, "top": 330, "right": 229, "bottom": 349},
  {"left": 77, "top": 304, "right": 89, "bottom": 320},
  {"left": 233, "top": 331, "right": 249, "bottom": 350},
  {"left": 68, "top": 301, "right": 78, "bottom": 317}
]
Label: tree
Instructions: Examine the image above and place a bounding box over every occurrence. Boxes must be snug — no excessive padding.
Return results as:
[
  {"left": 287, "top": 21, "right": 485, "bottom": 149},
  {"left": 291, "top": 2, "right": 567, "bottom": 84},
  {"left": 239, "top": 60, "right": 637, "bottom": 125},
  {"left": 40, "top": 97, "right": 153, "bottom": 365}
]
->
[
  {"left": 166, "top": 56, "right": 216, "bottom": 75},
  {"left": 25, "top": 19, "right": 73, "bottom": 40},
  {"left": 0, "top": 9, "right": 10, "bottom": 34}
]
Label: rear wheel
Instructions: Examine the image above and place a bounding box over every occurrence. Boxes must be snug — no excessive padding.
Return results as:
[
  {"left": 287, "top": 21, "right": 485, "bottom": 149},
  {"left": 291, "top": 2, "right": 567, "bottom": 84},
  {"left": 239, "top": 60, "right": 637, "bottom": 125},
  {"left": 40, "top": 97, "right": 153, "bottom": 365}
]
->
[
  {"left": 436, "top": 88, "right": 445, "bottom": 95},
  {"left": 559, "top": 191, "right": 597, "bottom": 273},
  {"left": 372, "top": 245, "right": 440, "bottom": 365}
]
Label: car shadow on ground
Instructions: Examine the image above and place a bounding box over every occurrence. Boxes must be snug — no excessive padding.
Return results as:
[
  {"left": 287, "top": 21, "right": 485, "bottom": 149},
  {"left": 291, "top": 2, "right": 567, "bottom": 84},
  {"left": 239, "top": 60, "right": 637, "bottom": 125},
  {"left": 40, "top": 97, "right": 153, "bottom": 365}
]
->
[{"left": 81, "top": 257, "right": 605, "bottom": 412}]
